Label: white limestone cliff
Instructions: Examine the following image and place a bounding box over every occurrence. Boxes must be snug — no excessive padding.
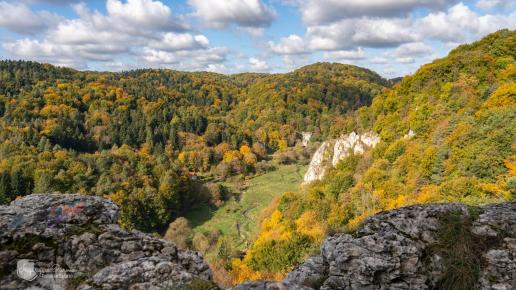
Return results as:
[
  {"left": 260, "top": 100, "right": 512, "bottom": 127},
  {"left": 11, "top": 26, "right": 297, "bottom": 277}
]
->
[
  {"left": 301, "top": 132, "right": 312, "bottom": 147},
  {"left": 303, "top": 141, "right": 330, "bottom": 182},
  {"left": 304, "top": 131, "right": 380, "bottom": 183},
  {"left": 404, "top": 129, "right": 416, "bottom": 139}
]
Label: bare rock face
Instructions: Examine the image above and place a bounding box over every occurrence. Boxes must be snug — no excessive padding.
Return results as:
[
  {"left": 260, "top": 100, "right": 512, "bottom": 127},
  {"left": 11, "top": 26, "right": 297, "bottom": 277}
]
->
[
  {"left": 0, "top": 194, "right": 217, "bottom": 290},
  {"left": 2, "top": 194, "right": 513, "bottom": 290},
  {"left": 283, "top": 202, "right": 516, "bottom": 290},
  {"left": 230, "top": 281, "right": 313, "bottom": 290},
  {"left": 331, "top": 131, "right": 380, "bottom": 166},
  {"left": 303, "top": 141, "right": 331, "bottom": 182},
  {"left": 301, "top": 132, "right": 312, "bottom": 147},
  {"left": 303, "top": 131, "right": 380, "bottom": 183},
  {"left": 403, "top": 129, "right": 416, "bottom": 139}
]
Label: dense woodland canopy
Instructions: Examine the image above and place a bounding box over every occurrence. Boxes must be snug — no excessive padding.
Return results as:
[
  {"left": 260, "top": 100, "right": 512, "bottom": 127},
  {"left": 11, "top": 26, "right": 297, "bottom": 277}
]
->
[
  {"left": 0, "top": 60, "right": 386, "bottom": 231},
  {"left": 229, "top": 29, "right": 516, "bottom": 283}
]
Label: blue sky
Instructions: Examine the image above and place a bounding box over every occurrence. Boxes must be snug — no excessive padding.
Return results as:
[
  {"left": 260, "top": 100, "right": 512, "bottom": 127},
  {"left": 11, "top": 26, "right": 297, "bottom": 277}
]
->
[{"left": 0, "top": 0, "right": 514, "bottom": 78}]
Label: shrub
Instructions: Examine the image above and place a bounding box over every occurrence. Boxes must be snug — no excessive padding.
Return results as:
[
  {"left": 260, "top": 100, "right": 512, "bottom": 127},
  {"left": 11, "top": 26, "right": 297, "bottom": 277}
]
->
[{"left": 164, "top": 217, "right": 192, "bottom": 249}]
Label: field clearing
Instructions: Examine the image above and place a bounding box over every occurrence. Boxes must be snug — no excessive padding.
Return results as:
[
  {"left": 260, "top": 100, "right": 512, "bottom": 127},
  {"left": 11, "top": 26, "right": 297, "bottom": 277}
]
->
[{"left": 185, "top": 164, "right": 307, "bottom": 254}]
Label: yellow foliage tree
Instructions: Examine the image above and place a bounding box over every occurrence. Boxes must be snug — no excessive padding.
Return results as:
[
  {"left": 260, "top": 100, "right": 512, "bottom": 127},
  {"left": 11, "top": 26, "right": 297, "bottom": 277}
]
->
[
  {"left": 239, "top": 145, "right": 252, "bottom": 155},
  {"left": 295, "top": 211, "right": 326, "bottom": 241}
]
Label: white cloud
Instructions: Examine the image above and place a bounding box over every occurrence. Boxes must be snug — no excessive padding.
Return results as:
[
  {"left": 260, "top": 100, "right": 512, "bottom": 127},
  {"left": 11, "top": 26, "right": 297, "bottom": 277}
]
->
[
  {"left": 267, "top": 34, "right": 308, "bottom": 54},
  {"left": 32, "top": 0, "right": 80, "bottom": 4},
  {"left": 237, "top": 26, "right": 265, "bottom": 37},
  {"left": 206, "top": 63, "right": 227, "bottom": 73},
  {"left": 476, "top": 0, "right": 515, "bottom": 10},
  {"left": 249, "top": 57, "right": 269, "bottom": 70},
  {"left": 1, "top": 0, "right": 515, "bottom": 76},
  {"left": 369, "top": 57, "right": 389, "bottom": 64},
  {"left": 268, "top": 1, "right": 514, "bottom": 63},
  {"left": 281, "top": 54, "right": 313, "bottom": 70},
  {"left": 2, "top": 39, "right": 89, "bottom": 68},
  {"left": 324, "top": 47, "right": 366, "bottom": 61},
  {"left": 395, "top": 57, "right": 415, "bottom": 64},
  {"left": 105, "top": 0, "right": 182, "bottom": 31},
  {"left": 417, "top": 3, "right": 516, "bottom": 42},
  {"left": 269, "top": 17, "right": 418, "bottom": 56},
  {"left": 2, "top": 0, "right": 226, "bottom": 71},
  {"left": 140, "top": 47, "right": 228, "bottom": 71},
  {"left": 188, "top": 0, "right": 276, "bottom": 28},
  {"left": 0, "top": 2, "right": 62, "bottom": 34},
  {"left": 149, "top": 33, "right": 209, "bottom": 51},
  {"left": 140, "top": 48, "right": 179, "bottom": 64},
  {"left": 349, "top": 18, "right": 417, "bottom": 47},
  {"left": 387, "top": 42, "right": 433, "bottom": 58},
  {"left": 298, "top": 0, "right": 456, "bottom": 25},
  {"left": 307, "top": 18, "right": 416, "bottom": 50}
]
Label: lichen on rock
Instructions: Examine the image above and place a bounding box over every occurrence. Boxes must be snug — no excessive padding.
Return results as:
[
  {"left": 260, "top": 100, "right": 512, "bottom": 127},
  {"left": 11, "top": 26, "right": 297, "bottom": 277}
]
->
[
  {"left": 283, "top": 202, "right": 516, "bottom": 290},
  {"left": 1, "top": 194, "right": 514, "bottom": 290},
  {"left": 0, "top": 194, "right": 217, "bottom": 290}
]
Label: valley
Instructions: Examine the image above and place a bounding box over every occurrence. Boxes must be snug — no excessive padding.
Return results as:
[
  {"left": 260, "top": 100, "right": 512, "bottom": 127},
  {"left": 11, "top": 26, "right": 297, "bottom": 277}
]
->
[{"left": 185, "top": 164, "right": 307, "bottom": 260}]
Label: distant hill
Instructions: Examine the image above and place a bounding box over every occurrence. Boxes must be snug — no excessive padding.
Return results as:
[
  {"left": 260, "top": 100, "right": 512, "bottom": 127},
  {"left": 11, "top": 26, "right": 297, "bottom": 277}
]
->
[
  {"left": 0, "top": 59, "right": 388, "bottom": 232},
  {"left": 0, "top": 60, "right": 387, "bottom": 151}
]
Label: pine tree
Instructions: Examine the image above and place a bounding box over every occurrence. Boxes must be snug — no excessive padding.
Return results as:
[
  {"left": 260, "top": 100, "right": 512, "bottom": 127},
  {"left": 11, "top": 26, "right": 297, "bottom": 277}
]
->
[
  {"left": 0, "top": 171, "right": 12, "bottom": 202},
  {"left": 34, "top": 171, "right": 52, "bottom": 193},
  {"left": 10, "top": 169, "right": 25, "bottom": 198}
]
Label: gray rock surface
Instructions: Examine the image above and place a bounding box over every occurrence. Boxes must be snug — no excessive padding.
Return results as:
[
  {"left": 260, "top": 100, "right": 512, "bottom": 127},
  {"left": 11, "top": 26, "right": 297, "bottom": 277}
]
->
[
  {"left": 2, "top": 194, "right": 514, "bottom": 290},
  {"left": 230, "top": 281, "right": 313, "bottom": 290},
  {"left": 284, "top": 202, "right": 516, "bottom": 290},
  {"left": 0, "top": 194, "right": 217, "bottom": 290}
]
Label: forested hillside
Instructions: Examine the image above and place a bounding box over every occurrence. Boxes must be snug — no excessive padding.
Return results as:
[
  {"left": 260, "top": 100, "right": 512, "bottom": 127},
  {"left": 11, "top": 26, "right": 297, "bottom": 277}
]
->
[
  {"left": 0, "top": 60, "right": 386, "bottom": 232},
  {"left": 230, "top": 29, "right": 515, "bottom": 283}
]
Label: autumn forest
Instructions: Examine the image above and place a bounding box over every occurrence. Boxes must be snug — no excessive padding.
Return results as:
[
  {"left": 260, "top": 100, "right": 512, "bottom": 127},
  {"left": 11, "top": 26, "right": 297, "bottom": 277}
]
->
[{"left": 0, "top": 29, "right": 514, "bottom": 286}]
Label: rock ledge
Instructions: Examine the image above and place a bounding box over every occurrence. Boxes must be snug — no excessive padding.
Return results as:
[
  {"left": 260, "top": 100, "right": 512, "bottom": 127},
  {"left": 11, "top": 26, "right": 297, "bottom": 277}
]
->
[
  {"left": 0, "top": 194, "right": 217, "bottom": 290},
  {"left": 2, "top": 194, "right": 514, "bottom": 290},
  {"left": 282, "top": 202, "right": 515, "bottom": 290}
]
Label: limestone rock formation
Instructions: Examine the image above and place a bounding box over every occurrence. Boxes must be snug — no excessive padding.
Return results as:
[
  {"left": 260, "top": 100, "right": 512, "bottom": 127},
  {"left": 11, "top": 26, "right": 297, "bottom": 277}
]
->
[
  {"left": 0, "top": 194, "right": 217, "bottom": 290},
  {"left": 284, "top": 202, "right": 516, "bottom": 290},
  {"left": 303, "top": 141, "right": 331, "bottom": 182},
  {"left": 303, "top": 131, "right": 380, "bottom": 183},
  {"left": 301, "top": 132, "right": 312, "bottom": 147},
  {"left": 403, "top": 129, "right": 416, "bottom": 139},
  {"left": 331, "top": 131, "right": 380, "bottom": 166},
  {"left": 230, "top": 281, "right": 313, "bottom": 290},
  {"left": 2, "top": 194, "right": 513, "bottom": 290}
]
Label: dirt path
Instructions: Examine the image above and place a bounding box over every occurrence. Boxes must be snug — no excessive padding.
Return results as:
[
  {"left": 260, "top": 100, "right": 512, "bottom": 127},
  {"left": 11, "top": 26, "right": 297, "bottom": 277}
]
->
[
  {"left": 242, "top": 205, "right": 256, "bottom": 219},
  {"left": 236, "top": 204, "right": 257, "bottom": 241}
]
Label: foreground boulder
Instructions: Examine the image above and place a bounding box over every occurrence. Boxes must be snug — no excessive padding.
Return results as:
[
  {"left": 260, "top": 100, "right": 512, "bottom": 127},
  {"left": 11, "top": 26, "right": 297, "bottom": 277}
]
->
[
  {"left": 231, "top": 281, "right": 312, "bottom": 290},
  {"left": 0, "top": 194, "right": 217, "bottom": 290},
  {"left": 283, "top": 202, "right": 516, "bottom": 290},
  {"left": 2, "top": 194, "right": 514, "bottom": 290}
]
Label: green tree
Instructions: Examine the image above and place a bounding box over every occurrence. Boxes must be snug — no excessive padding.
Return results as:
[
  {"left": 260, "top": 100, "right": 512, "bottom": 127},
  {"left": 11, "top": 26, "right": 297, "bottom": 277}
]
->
[
  {"left": 0, "top": 171, "right": 11, "bottom": 204},
  {"left": 33, "top": 170, "right": 53, "bottom": 193}
]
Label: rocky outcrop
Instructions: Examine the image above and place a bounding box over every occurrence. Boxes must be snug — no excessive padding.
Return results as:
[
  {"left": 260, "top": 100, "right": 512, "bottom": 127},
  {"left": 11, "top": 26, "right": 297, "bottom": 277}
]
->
[
  {"left": 403, "top": 129, "right": 416, "bottom": 139},
  {"left": 304, "top": 131, "right": 380, "bottom": 183},
  {"left": 301, "top": 132, "right": 312, "bottom": 147},
  {"left": 0, "top": 194, "right": 217, "bottom": 290},
  {"left": 303, "top": 141, "right": 331, "bottom": 182},
  {"left": 2, "top": 194, "right": 513, "bottom": 290},
  {"left": 283, "top": 202, "right": 516, "bottom": 290},
  {"left": 331, "top": 131, "right": 380, "bottom": 167},
  {"left": 230, "top": 281, "right": 313, "bottom": 290}
]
